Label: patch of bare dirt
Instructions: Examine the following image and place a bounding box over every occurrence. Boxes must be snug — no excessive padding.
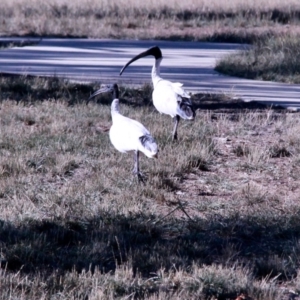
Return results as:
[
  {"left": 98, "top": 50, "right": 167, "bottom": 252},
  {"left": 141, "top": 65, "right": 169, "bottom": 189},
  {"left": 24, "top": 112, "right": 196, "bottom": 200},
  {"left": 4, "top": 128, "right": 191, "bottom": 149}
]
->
[{"left": 175, "top": 95, "right": 300, "bottom": 219}]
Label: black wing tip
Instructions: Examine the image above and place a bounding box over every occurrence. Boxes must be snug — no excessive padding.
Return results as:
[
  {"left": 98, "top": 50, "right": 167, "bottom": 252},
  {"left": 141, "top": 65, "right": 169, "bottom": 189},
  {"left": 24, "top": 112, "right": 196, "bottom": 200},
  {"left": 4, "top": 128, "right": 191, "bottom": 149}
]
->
[
  {"left": 139, "top": 134, "right": 155, "bottom": 146},
  {"left": 180, "top": 101, "right": 196, "bottom": 119}
]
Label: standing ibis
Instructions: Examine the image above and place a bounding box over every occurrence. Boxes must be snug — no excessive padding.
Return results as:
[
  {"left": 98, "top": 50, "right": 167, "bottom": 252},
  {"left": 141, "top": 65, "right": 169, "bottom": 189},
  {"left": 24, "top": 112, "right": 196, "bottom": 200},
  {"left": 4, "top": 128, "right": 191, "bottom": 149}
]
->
[
  {"left": 89, "top": 83, "right": 158, "bottom": 182},
  {"left": 120, "top": 46, "right": 196, "bottom": 140}
]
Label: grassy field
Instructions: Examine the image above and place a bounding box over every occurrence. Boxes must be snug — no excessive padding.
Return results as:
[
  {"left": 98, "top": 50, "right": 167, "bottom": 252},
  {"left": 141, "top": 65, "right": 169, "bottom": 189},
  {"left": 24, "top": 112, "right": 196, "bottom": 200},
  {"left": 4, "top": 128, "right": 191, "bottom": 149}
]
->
[
  {"left": 1, "top": 0, "right": 300, "bottom": 42},
  {"left": 0, "top": 75, "right": 300, "bottom": 299},
  {"left": 216, "top": 35, "right": 300, "bottom": 83},
  {"left": 1, "top": 1, "right": 300, "bottom": 298}
]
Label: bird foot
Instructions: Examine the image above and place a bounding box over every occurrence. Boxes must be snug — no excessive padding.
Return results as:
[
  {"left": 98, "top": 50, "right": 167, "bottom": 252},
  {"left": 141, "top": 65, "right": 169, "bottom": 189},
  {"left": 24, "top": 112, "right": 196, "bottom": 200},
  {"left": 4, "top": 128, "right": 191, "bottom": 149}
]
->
[{"left": 132, "top": 170, "right": 146, "bottom": 183}]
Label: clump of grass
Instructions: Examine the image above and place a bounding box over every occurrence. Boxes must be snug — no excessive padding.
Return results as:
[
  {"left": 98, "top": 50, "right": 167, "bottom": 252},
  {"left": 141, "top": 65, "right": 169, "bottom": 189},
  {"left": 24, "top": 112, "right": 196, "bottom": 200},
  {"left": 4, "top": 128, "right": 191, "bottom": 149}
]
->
[
  {"left": 269, "top": 144, "right": 291, "bottom": 158},
  {"left": 233, "top": 144, "right": 250, "bottom": 157},
  {"left": 216, "top": 35, "right": 300, "bottom": 83},
  {"left": 0, "top": 75, "right": 96, "bottom": 104}
]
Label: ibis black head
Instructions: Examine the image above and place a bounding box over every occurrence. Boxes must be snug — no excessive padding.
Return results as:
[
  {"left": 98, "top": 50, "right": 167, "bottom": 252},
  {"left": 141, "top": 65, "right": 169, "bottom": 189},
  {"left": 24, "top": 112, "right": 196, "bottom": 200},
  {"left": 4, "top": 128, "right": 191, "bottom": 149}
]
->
[
  {"left": 120, "top": 46, "right": 162, "bottom": 75},
  {"left": 88, "top": 83, "right": 119, "bottom": 101}
]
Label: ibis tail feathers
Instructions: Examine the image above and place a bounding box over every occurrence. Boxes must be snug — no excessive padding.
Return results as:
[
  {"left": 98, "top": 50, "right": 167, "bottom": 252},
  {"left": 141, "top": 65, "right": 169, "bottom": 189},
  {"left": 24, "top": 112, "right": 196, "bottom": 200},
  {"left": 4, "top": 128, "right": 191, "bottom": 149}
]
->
[
  {"left": 177, "top": 97, "right": 196, "bottom": 120},
  {"left": 139, "top": 134, "right": 158, "bottom": 158}
]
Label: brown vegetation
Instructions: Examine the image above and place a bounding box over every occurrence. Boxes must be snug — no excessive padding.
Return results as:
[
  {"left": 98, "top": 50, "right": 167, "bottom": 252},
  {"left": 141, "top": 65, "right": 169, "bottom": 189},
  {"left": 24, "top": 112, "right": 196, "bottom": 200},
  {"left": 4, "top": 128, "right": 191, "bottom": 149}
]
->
[
  {"left": 0, "top": 76, "right": 300, "bottom": 299},
  {"left": 216, "top": 35, "right": 300, "bottom": 83},
  {"left": 1, "top": 0, "right": 300, "bottom": 297},
  {"left": 1, "top": 0, "right": 300, "bottom": 42}
]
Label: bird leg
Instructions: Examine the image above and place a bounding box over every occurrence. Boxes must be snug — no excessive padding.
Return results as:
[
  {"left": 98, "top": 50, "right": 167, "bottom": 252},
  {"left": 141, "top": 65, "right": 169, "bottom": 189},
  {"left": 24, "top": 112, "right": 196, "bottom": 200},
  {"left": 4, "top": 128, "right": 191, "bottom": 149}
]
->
[
  {"left": 133, "top": 151, "right": 145, "bottom": 183},
  {"left": 172, "top": 115, "right": 180, "bottom": 141}
]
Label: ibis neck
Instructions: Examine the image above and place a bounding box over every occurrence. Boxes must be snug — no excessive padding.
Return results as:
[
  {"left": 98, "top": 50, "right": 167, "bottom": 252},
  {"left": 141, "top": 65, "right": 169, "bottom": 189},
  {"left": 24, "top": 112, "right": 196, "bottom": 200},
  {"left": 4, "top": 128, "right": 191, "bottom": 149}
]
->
[
  {"left": 151, "top": 58, "right": 162, "bottom": 87},
  {"left": 111, "top": 99, "right": 120, "bottom": 116}
]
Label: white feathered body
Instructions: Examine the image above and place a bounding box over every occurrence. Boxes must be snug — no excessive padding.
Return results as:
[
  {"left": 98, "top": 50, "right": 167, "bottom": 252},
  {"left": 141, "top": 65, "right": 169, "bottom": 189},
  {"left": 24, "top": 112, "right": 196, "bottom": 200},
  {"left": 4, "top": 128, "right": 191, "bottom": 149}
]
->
[
  {"left": 151, "top": 59, "right": 195, "bottom": 120},
  {"left": 152, "top": 80, "right": 194, "bottom": 119},
  {"left": 109, "top": 99, "right": 158, "bottom": 158}
]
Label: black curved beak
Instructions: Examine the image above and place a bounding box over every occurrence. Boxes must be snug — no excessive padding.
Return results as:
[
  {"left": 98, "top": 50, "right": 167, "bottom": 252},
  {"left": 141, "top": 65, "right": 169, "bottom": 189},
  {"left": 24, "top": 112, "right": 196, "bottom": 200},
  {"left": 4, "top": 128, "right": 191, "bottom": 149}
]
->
[
  {"left": 119, "top": 46, "right": 162, "bottom": 75},
  {"left": 88, "top": 85, "right": 112, "bottom": 101},
  {"left": 88, "top": 83, "right": 119, "bottom": 102}
]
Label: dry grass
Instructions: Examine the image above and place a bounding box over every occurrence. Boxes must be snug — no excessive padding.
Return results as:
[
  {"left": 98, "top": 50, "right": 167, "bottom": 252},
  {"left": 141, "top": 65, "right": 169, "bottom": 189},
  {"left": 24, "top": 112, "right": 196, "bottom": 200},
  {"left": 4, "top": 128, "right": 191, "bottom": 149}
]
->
[
  {"left": 1, "top": 0, "right": 300, "bottom": 42},
  {"left": 216, "top": 35, "right": 300, "bottom": 83},
  {"left": 2, "top": 1, "right": 300, "bottom": 298},
  {"left": 0, "top": 75, "right": 300, "bottom": 299}
]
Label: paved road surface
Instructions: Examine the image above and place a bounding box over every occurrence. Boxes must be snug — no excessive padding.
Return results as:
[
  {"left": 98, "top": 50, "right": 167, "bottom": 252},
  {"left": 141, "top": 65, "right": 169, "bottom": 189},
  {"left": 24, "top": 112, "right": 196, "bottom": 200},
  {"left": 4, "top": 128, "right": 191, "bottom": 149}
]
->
[{"left": 0, "top": 37, "right": 300, "bottom": 110}]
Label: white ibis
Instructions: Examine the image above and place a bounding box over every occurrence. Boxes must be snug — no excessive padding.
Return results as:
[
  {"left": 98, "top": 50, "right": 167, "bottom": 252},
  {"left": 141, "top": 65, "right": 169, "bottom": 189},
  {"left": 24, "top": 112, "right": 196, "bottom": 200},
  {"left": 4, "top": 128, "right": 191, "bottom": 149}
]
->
[
  {"left": 88, "top": 83, "right": 158, "bottom": 182},
  {"left": 120, "top": 46, "right": 196, "bottom": 140}
]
